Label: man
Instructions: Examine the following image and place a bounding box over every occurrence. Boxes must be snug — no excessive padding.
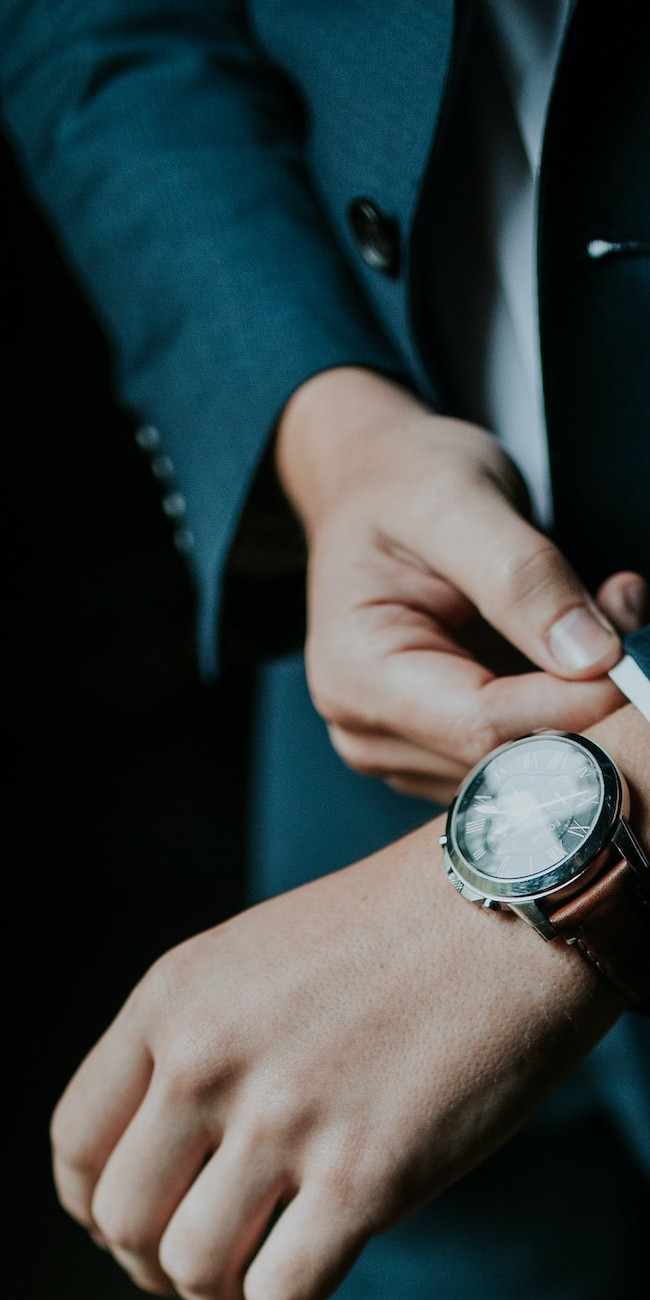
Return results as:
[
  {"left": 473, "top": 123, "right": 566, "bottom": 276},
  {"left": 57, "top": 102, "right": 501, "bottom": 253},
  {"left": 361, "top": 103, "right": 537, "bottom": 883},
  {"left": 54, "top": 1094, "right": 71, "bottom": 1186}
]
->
[{"left": 2, "top": 1, "right": 649, "bottom": 1297}]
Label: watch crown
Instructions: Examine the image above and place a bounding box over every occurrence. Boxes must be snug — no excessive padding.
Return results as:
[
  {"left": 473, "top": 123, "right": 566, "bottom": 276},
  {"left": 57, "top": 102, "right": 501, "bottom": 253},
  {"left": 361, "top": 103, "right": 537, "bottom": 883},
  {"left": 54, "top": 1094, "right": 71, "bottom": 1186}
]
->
[{"left": 439, "top": 834, "right": 448, "bottom": 846}]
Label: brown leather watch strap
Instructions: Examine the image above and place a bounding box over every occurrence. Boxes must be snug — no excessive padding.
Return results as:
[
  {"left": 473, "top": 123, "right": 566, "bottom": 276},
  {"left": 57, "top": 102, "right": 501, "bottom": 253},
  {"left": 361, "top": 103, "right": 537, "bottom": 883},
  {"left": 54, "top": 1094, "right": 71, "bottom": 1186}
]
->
[{"left": 548, "top": 858, "right": 650, "bottom": 1011}]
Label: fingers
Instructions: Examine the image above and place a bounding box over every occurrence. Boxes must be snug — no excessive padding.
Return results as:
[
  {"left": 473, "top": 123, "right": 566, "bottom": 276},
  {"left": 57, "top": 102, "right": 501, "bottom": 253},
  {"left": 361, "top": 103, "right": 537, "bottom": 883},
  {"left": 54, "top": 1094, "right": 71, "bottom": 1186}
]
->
[
  {"left": 327, "top": 723, "right": 467, "bottom": 790},
  {"left": 320, "top": 607, "right": 625, "bottom": 779},
  {"left": 159, "top": 1129, "right": 289, "bottom": 1300},
  {"left": 420, "top": 477, "right": 622, "bottom": 679},
  {"left": 103, "top": 1136, "right": 372, "bottom": 1300},
  {"left": 380, "top": 651, "right": 624, "bottom": 767},
  {"left": 244, "top": 1180, "right": 369, "bottom": 1300},
  {"left": 384, "top": 773, "right": 460, "bottom": 803},
  {"left": 327, "top": 638, "right": 623, "bottom": 773},
  {"left": 308, "top": 528, "right": 633, "bottom": 787},
  {"left": 90, "top": 1076, "right": 214, "bottom": 1294},
  {"left": 596, "top": 571, "right": 647, "bottom": 635},
  {"left": 51, "top": 1003, "right": 153, "bottom": 1230}
]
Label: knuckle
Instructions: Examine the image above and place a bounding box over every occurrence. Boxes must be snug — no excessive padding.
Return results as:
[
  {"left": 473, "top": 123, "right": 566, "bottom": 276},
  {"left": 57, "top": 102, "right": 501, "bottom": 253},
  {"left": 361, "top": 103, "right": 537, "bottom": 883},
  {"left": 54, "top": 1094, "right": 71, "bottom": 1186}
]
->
[
  {"left": 247, "top": 1264, "right": 300, "bottom": 1300},
  {"left": 307, "top": 677, "right": 339, "bottom": 725},
  {"left": 244, "top": 1262, "right": 283, "bottom": 1300},
  {"left": 316, "top": 1125, "right": 373, "bottom": 1202},
  {"left": 321, "top": 1161, "right": 359, "bottom": 1211},
  {"left": 430, "top": 779, "right": 463, "bottom": 805},
  {"left": 122, "top": 1254, "right": 173, "bottom": 1299},
  {"left": 49, "top": 1101, "right": 76, "bottom": 1166},
  {"left": 488, "top": 538, "right": 568, "bottom": 614},
  {"left": 135, "top": 1281, "right": 173, "bottom": 1298},
  {"left": 159, "top": 1228, "right": 213, "bottom": 1297},
  {"left": 250, "top": 1074, "right": 308, "bottom": 1144},
  {"left": 386, "top": 774, "right": 455, "bottom": 803},
  {"left": 480, "top": 445, "right": 528, "bottom": 505},
  {"left": 160, "top": 1031, "right": 225, "bottom": 1104},
  {"left": 132, "top": 949, "right": 178, "bottom": 1026},
  {"left": 306, "top": 642, "right": 373, "bottom": 730},
  {"left": 304, "top": 673, "right": 330, "bottom": 722},
  {"left": 142, "top": 968, "right": 242, "bottom": 1104},
  {"left": 312, "top": 1154, "right": 381, "bottom": 1239},
  {"left": 328, "top": 727, "right": 386, "bottom": 778},
  {"left": 50, "top": 1108, "right": 97, "bottom": 1194},
  {"left": 306, "top": 665, "right": 354, "bottom": 728},
  {"left": 235, "top": 1070, "right": 321, "bottom": 1164},
  {"left": 91, "top": 1194, "right": 139, "bottom": 1255},
  {"left": 422, "top": 459, "right": 468, "bottom": 510},
  {"left": 384, "top": 775, "right": 419, "bottom": 797},
  {"left": 456, "top": 712, "right": 501, "bottom": 768}
]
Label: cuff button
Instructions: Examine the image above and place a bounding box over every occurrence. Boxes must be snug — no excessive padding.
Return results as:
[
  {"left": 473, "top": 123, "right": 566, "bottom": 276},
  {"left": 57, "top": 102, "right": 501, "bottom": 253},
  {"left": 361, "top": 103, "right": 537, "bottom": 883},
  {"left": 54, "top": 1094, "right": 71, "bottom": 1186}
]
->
[{"left": 347, "top": 198, "right": 401, "bottom": 277}]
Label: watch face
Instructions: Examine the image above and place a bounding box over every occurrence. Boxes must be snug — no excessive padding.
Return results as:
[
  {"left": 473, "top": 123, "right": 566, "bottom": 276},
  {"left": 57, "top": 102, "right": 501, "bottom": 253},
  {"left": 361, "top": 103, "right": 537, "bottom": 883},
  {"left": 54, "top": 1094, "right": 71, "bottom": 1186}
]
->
[{"left": 450, "top": 734, "right": 607, "bottom": 894}]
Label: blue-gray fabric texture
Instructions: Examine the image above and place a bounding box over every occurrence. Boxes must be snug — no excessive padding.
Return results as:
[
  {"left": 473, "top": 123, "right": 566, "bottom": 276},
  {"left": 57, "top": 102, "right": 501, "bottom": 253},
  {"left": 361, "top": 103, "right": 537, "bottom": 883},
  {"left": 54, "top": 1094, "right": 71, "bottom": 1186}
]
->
[
  {"left": 2, "top": 0, "right": 648, "bottom": 665},
  {"left": 2, "top": 1, "right": 649, "bottom": 1295},
  {"left": 0, "top": 0, "right": 453, "bottom": 672},
  {"left": 626, "top": 628, "right": 650, "bottom": 681}
]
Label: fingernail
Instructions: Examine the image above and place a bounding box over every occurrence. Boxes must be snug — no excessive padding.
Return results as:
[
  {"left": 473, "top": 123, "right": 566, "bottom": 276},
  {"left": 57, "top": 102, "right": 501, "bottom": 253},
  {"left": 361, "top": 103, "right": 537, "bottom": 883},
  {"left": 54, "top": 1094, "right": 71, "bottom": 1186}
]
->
[
  {"left": 548, "top": 606, "right": 618, "bottom": 670},
  {"left": 624, "top": 580, "right": 647, "bottom": 621}
]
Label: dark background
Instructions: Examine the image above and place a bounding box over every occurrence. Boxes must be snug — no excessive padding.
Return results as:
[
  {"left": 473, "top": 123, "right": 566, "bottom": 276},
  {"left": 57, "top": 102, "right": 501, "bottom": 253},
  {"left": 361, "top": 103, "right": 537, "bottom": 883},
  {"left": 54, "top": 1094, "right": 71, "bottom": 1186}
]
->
[{"left": 3, "top": 130, "right": 251, "bottom": 1298}]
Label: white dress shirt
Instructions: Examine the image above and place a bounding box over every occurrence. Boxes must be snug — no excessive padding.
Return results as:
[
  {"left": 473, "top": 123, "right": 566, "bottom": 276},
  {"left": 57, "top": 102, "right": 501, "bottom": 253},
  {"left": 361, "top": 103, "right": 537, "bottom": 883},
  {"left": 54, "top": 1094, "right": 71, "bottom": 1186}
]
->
[{"left": 436, "top": 0, "right": 571, "bottom": 525}]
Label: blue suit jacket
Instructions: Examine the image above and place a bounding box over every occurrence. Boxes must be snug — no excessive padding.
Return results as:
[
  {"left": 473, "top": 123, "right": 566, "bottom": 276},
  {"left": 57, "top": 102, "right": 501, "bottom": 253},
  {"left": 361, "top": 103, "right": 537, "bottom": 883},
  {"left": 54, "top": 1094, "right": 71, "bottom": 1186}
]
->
[
  {"left": 3, "top": 0, "right": 650, "bottom": 1223},
  {"left": 1, "top": 0, "right": 648, "bottom": 671}
]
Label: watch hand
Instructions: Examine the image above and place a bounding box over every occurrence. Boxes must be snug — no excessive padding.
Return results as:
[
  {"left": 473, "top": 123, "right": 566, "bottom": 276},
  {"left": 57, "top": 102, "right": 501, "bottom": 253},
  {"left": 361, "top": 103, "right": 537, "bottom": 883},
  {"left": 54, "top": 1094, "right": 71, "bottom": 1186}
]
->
[
  {"left": 486, "top": 792, "right": 594, "bottom": 840},
  {"left": 486, "top": 790, "right": 591, "bottom": 816},
  {"left": 533, "top": 790, "right": 591, "bottom": 812},
  {"left": 550, "top": 788, "right": 578, "bottom": 807}
]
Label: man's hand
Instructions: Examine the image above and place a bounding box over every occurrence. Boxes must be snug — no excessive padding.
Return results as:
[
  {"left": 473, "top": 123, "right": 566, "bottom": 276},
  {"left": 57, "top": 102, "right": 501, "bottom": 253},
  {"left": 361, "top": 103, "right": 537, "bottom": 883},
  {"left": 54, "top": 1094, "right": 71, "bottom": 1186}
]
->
[
  {"left": 52, "top": 811, "right": 621, "bottom": 1300},
  {"left": 277, "top": 368, "right": 645, "bottom": 800}
]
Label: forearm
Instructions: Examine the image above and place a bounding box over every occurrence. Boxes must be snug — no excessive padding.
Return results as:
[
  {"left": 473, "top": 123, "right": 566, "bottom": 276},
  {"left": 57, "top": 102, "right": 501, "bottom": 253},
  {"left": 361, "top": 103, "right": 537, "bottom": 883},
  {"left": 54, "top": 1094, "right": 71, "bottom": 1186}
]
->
[{"left": 585, "top": 702, "right": 650, "bottom": 845}]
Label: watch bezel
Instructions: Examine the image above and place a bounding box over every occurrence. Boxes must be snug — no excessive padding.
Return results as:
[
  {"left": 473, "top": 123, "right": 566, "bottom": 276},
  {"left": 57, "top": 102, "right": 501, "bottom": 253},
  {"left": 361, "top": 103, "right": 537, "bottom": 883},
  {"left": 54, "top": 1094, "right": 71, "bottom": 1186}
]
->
[{"left": 445, "top": 731, "right": 625, "bottom": 903}]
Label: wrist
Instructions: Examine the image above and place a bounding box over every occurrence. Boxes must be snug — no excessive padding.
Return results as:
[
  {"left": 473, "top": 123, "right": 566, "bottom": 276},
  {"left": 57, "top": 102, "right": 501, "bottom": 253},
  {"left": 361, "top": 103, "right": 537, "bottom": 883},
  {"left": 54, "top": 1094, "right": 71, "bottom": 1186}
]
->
[
  {"left": 277, "top": 367, "right": 527, "bottom": 547},
  {"left": 275, "top": 366, "right": 431, "bottom": 535},
  {"left": 402, "top": 817, "right": 620, "bottom": 1058},
  {"left": 584, "top": 702, "right": 650, "bottom": 847}
]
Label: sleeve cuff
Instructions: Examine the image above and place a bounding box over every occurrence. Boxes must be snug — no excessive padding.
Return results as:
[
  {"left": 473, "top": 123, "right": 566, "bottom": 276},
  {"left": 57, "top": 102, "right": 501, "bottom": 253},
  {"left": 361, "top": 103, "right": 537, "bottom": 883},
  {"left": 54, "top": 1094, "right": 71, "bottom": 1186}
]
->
[{"left": 608, "top": 625, "right": 650, "bottom": 721}]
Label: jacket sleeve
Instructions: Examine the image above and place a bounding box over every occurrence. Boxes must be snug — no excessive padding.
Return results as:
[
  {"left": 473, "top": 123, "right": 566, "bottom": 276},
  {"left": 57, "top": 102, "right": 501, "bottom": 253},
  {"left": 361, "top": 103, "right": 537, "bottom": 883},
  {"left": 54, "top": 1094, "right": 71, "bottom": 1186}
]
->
[{"left": 0, "top": 0, "right": 403, "bottom": 674}]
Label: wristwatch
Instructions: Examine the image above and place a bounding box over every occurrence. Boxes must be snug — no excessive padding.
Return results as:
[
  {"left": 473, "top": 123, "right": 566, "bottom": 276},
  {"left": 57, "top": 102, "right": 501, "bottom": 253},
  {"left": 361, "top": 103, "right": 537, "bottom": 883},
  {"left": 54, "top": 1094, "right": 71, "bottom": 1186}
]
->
[{"left": 441, "top": 729, "right": 650, "bottom": 1011}]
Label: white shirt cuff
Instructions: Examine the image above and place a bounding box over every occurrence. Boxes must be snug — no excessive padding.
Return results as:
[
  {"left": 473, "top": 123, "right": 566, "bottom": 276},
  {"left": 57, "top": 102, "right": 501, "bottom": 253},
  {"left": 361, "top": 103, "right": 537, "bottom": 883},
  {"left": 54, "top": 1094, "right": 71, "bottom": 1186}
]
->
[{"left": 609, "top": 655, "right": 650, "bottom": 723}]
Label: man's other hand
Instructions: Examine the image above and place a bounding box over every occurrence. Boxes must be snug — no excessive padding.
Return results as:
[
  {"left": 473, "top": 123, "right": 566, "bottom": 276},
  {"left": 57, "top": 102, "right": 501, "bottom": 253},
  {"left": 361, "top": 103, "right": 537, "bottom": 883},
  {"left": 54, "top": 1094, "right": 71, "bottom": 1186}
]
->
[{"left": 277, "top": 368, "right": 646, "bottom": 801}]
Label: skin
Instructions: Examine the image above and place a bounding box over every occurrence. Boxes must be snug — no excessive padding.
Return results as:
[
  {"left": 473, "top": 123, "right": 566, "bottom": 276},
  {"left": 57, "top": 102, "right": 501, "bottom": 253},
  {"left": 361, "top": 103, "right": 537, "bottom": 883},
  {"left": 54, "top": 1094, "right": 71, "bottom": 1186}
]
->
[
  {"left": 276, "top": 367, "right": 643, "bottom": 801},
  {"left": 51, "top": 701, "right": 650, "bottom": 1300},
  {"left": 51, "top": 366, "right": 650, "bottom": 1298}
]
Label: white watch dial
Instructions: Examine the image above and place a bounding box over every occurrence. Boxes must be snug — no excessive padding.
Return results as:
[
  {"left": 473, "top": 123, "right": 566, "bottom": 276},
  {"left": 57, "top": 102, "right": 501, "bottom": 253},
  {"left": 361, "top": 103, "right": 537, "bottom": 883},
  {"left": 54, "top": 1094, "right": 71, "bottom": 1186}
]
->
[{"left": 454, "top": 736, "right": 604, "bottom": 882}]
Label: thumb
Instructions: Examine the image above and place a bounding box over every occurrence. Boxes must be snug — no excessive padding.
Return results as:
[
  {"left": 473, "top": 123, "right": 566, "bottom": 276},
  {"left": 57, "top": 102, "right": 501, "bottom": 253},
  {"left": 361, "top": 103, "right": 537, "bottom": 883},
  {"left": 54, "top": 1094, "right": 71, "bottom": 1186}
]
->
[{"left": 428, "top": 483, "right": 621, "bottom": 679}]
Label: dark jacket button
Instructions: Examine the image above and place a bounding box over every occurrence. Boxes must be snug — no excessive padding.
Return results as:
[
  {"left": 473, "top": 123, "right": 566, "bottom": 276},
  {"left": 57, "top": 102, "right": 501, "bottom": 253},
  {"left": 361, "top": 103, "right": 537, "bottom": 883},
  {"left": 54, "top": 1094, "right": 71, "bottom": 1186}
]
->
[{"left": 347, "top": 198, "right": 400, "bottom": 277}]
